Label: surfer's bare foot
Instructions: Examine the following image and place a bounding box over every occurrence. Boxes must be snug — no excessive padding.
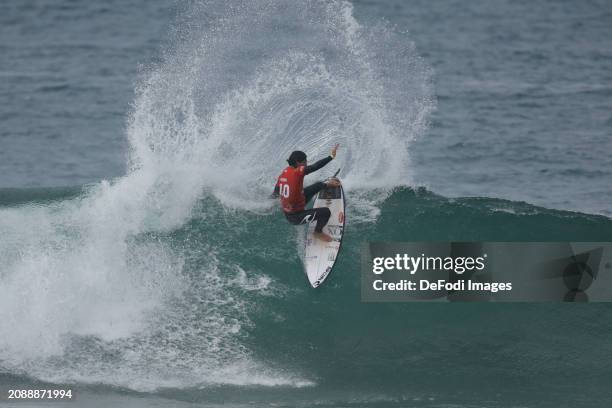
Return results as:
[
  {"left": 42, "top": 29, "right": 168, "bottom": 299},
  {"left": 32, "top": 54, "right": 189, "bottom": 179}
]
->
[{"left": 313, "top": 231, "right": 333, "bottom": 242}]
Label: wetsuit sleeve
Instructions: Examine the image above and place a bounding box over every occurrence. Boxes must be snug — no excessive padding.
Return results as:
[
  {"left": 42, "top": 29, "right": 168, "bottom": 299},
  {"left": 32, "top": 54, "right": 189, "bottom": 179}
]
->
[
  {"left": 303, "top": 181, "right": 326, "bottom": 203},
  {"left": 304, "top": 156, "right": 333, "bottom": 175}
]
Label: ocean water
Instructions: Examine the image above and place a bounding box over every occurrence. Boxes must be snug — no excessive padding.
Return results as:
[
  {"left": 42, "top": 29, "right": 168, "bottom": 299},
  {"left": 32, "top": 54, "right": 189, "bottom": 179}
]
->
[{"left": 1, "top": 1, "right": 611, "bottom": 407}]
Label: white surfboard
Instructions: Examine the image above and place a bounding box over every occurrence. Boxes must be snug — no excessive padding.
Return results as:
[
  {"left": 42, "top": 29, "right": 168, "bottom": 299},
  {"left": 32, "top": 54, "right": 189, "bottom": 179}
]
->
[{"left": 303, "top": 182, "right": 345, "bottom": 288}]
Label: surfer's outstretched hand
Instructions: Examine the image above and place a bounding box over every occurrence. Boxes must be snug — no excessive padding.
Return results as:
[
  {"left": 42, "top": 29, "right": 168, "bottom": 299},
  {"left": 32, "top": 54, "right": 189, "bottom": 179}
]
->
[
  {"left": 330, "top": 143, "right": 340, "bottom": 158},
  {"left": 326, "top": 177, "right": 341, "bottom": 187}
]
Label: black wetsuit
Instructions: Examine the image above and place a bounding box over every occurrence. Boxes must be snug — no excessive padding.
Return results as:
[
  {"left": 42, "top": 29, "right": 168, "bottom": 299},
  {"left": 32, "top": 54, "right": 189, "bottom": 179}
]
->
[{"left": 272, "top": 156, "right": 333, "bottom": 232}]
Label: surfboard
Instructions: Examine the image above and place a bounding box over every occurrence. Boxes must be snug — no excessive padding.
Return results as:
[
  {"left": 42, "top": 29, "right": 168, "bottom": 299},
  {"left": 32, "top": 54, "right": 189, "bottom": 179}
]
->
[{"left": 303, "top": 181, "right": 345, "bottom": 288}]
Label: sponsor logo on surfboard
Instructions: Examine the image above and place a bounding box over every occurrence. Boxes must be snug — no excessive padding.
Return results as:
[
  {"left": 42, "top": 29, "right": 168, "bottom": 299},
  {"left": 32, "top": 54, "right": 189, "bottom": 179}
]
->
[
  {"left": 326, "top": 225, "right": 342, "bottom": 237},
  {"left": 314, "top": 266, "right": 333, "bottom": 287}
]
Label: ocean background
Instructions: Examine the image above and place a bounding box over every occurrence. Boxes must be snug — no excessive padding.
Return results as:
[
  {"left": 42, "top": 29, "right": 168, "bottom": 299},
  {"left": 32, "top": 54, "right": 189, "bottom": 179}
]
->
[{"left": 1, "top": 0, "right": 612, "bottom": 407}]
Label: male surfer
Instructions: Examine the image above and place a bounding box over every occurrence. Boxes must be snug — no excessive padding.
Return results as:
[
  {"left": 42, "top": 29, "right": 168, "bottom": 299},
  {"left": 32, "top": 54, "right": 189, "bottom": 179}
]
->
[{"left": 272, "top": 144, "right": 341, "bottom": 242}]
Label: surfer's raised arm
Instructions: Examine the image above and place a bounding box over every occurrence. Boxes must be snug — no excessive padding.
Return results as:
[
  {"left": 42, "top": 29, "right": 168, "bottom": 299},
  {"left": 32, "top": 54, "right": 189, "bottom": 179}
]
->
[{"left": 304, "top": 144, "right": 339, "bottom": 175}]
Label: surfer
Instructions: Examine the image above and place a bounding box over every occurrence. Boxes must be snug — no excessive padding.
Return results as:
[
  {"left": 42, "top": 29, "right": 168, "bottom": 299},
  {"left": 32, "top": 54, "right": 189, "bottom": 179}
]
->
[{"left": 272, "top": 144, "right": 341, "bottom": 242}]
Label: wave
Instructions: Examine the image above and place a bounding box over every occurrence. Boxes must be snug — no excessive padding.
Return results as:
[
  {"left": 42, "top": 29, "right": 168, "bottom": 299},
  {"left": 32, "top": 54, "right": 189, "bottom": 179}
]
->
[
  {"left": 4, "top": 0, "right": 609, "bottom": 396},
  {"left": 2, "top": 184, "right": 611, "bottom": 391}
]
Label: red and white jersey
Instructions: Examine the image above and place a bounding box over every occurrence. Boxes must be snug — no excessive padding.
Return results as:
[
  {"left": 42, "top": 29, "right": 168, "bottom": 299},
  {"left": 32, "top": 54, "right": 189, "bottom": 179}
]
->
[{"left": 275, "top": 165, "right": 306, "bottom": 213}]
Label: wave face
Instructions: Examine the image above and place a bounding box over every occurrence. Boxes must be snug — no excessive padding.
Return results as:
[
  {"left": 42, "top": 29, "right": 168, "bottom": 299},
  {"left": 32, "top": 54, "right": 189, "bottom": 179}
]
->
[
  {"left": 0, "top": 0, "right": 434, "bottom": 393},
  {"left": 2, "top": 186, "right": 612, "bottom": 406}
]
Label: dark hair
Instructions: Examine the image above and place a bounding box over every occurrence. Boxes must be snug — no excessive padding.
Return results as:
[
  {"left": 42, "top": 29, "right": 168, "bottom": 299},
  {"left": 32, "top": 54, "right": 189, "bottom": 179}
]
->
[{"left": 287, "top": 150, "right": 307, "bottom": 166}]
